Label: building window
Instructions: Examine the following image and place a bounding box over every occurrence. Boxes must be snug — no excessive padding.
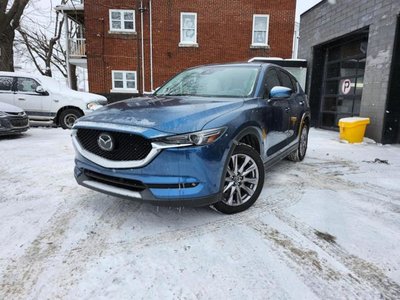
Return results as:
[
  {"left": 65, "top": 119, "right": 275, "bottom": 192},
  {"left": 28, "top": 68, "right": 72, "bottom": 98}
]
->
[
  {"left": 180, "top": 12, "right": 198, "bottom": 47},
  {"left": 112, "top": 71, "right": 137, "bottom": 93},
  {"left": 252, "top": 14, "right": 269, "bottom": 47},
  {"left": 109, "top": 10, "right": 135, "bottom": 33}
]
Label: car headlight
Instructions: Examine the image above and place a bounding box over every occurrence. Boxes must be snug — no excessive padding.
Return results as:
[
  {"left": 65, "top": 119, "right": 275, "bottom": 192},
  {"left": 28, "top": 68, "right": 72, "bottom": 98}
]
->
[
  {"left": 0, "top": 111, "right": 7, "bottom": 116},
  {"left": 155, "top": 127, "right": 227, "bottom": 146},
  {"left": 87, "top": 102, "right": 103, "bottom": 110}
]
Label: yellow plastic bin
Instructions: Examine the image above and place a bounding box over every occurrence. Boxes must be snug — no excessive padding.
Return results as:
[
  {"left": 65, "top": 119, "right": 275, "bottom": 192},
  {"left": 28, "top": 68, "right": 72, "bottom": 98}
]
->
[{"left": 338, "top": 117, "right": 370, "bottom": 143}]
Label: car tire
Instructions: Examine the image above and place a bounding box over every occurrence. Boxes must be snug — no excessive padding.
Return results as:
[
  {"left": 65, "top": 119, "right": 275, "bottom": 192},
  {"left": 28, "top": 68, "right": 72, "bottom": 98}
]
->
[
  {"left": 287, "top": 123, "right": 309, "bottom": 162},
  {"left": 59, "top": 108, "right": 83, "bottom": 129},
  {"left": 213, "top": 144, "right": 265, "bottom": 214}
]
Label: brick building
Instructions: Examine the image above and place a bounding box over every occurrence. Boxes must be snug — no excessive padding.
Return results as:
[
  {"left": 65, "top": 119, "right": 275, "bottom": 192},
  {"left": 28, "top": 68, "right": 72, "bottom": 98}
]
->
[{"left": 57, "top": 0, "right": 296, "bottom": 99}]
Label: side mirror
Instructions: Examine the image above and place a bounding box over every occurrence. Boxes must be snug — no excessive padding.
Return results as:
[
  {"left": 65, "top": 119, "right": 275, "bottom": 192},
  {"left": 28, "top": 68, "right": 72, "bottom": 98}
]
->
[
  {"left": 269, "top": 86, "right": 292, "bottom": 100},
  {"left": 35, "top": 85, "right": 48, "bottom": 95}
]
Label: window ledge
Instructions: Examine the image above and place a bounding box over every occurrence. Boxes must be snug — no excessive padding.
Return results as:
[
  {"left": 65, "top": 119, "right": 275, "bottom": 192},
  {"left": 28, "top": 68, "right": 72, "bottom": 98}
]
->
[
  {"left": 111, "top": 89, "right": 138, "bottom": 94},
  {"left": 108, "top": 30, "right": 137, "bottom": 35},
  {"left": 179, "top": 42, "right": 199, "bottom": 48},
  {"left": 250, "top": 44, "right": 270, "bottom": 49}
]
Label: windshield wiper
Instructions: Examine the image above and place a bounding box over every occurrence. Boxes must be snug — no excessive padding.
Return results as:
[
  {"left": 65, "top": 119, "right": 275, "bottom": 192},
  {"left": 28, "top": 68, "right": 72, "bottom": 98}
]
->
[{"left": 160, "top": 93, "right": 193, "bottom": 97}]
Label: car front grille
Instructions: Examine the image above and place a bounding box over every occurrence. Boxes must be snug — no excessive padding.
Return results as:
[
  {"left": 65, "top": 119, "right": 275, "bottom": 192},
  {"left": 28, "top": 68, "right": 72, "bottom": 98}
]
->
[
  {"left": 10, "top": 117, "right": 29, "bottom": 128},
  {"left": 76, "top": 128, "right": 152, "bottom": 161}
]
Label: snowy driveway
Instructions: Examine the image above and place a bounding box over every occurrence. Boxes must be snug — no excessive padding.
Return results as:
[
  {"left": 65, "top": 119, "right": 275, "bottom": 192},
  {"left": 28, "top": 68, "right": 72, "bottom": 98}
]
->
[{"left": 1, "top": 128, "right": 400, "bottom": 299}]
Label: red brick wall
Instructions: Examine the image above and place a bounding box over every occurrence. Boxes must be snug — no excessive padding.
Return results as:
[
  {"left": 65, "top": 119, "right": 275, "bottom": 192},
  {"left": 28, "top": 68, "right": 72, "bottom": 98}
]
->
[
  {"left": 85, "top": 0, "right": 140, "bottom": 94},
  {"left": 84, "top": 0, "right": 296, "bottom": 94}
]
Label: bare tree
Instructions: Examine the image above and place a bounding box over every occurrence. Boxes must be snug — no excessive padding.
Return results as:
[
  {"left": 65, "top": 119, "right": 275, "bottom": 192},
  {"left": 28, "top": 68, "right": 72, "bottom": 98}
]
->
[
  {"left": 0, "top": 0, "right": 30, "bottom": 71},
  {"left": 17, "top": 11, "right": 67, "bottom": 77}
]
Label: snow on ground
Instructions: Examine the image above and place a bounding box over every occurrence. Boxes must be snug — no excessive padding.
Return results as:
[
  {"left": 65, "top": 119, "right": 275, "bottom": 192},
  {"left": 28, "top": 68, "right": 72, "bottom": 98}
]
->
[{"left": 0, "top": 128, "right": 399, "bottom": 299}]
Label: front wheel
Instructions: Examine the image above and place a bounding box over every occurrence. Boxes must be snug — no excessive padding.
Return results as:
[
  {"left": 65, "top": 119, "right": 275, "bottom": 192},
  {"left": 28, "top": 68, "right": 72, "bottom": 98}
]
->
[
  {"left": 213, "top": 144, "right": 265, "bottom": 214},
  {"left": 287, "top": 123, "right": 309, "bottom": 162},
  {"left": 59, "top": 108, "right": 83, "bottom": 129}
]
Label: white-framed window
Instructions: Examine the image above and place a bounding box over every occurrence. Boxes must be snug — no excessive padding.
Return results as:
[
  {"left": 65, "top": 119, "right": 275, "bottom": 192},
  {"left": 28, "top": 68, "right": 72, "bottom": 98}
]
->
[
  {"left": 109, "top": 9, "right": 135, "bottom": 33},
  {"left": 180, "top": 12, "right": 198, "bottom": 46},
  {"left": 111, "top": 71, "right": 137, "bottom": 93},
  {"left": 252, "top": 14, "right": 270, "bottom": 47}
]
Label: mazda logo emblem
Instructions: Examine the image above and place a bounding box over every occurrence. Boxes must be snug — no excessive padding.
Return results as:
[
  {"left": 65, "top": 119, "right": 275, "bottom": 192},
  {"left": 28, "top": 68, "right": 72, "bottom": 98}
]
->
[{"left": 97, "top": 133, "right": 114, "bottom": 152}]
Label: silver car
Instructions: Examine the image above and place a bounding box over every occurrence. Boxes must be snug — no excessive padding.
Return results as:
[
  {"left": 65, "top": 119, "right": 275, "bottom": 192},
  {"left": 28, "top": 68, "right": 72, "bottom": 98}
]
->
[{"left": 0, "top": 102, "right": 29, "bottom": 135}]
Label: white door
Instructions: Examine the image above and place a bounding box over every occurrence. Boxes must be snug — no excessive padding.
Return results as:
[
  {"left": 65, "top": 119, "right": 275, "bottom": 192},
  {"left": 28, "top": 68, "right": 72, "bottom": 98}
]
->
[
  {"left": 0, "top": 76, "right": 16, "bottom": 106},
  {"left": 15, "top": 77, "right": 50, "bottom": 119}
]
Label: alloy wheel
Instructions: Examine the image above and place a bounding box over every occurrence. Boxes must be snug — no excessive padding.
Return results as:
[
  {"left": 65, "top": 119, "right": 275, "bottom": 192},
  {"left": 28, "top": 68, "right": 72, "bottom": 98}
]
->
[{"left": 223, "top": 153, "right": 260, "bottom": 206}]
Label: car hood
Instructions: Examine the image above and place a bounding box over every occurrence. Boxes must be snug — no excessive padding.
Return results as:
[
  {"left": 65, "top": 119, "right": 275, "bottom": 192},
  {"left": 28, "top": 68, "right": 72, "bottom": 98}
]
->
[
  {"left": 52, "top": 89, "right": 108, "bottom": 104},
  {"left": 76, "top": 96, "right": 244, "bottom": 134},
  {"left": 0, "top": 102, "right": 24, "bottom": 113}
]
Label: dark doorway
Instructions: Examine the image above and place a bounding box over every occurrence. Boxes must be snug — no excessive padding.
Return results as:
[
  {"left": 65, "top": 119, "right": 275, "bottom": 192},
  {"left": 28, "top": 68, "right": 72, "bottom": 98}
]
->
[
  {"left": 383, "top": 15, "right": 400, "bottom": 144},
  {"left": 308, "top": 46, "right": 325, "bottom": 127},
  {"left": 319, "top": 33, "right": 369, "bottom": 129}
]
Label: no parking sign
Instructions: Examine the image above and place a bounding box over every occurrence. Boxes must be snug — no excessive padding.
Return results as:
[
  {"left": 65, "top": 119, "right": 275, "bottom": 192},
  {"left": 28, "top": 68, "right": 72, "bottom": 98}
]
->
[{"left": 341, "top": 79, "right": 352, "bottom": 95}]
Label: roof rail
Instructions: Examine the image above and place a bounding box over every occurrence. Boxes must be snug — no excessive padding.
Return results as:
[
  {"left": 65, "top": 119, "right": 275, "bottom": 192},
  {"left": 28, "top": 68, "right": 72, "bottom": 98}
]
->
[
  {"left": 248, "top": 57, "right": 307, "bottom": 68},
  {"left": 248, "top": 57, "right": 283, "bottom": 62}
]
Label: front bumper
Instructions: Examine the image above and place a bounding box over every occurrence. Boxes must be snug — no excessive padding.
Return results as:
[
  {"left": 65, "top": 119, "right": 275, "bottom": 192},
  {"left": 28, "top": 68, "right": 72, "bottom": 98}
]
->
[
  {"left": 73, "top": 130, "right": 231, "bottom": 207},
  {"left": 74, "top": 166, "right": 221, "bottom": 207},
  {"left": 0, "top": 116, "right": 29, "bottom": 135}
]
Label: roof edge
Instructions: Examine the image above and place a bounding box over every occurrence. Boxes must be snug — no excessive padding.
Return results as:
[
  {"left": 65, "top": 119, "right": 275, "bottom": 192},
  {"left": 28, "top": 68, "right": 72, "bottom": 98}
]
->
[{"left": 300, "top": 0, "right": 326, "bottom": 18}]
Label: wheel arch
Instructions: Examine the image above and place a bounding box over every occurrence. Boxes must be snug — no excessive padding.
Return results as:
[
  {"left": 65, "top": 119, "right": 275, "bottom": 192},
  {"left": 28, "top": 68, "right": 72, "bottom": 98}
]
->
[
  {"left": 298, "top": 112, "right": 311, "bottom": 137},
  {"left": 232, "top": 125, "right": 263, "bottom": 154}
]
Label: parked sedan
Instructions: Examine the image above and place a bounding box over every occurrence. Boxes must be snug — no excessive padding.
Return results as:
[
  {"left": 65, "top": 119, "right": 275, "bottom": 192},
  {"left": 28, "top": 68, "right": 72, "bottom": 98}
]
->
[
  {"left": 0, "top": 102, "right": 29, "bottom": 135},
  {"left": 72, "top": 62, "right": 310, "bottom": 214}
]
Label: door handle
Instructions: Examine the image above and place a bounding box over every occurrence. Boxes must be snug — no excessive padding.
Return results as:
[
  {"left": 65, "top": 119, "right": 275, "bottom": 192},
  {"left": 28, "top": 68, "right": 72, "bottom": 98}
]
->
[
  {"left": 299, "top": 101, "right": 304, "bottom": 106},
  {"left": 18, "top": 98, "right": 26, "bottom": 101}
]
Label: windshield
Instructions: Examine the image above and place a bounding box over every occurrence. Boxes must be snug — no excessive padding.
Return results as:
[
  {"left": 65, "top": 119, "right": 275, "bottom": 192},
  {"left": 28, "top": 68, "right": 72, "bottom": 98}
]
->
[{"left": 155, "top": 66, "right": 260, "bottom": 98}]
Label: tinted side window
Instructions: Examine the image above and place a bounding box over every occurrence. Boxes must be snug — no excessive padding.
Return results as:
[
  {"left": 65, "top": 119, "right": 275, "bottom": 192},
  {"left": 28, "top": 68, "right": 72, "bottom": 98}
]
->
[
  {"left": 278, "top": 70, "right": 294, "bottom": 90},
  {"left": 17, "top": 77, "right": 39, "bottom": 93},
  {"left": 264, "top": 69, "right": 280, "bottom": 98},
  {"left": 0, "top": 76, "right": 14, "bottom": 91}
]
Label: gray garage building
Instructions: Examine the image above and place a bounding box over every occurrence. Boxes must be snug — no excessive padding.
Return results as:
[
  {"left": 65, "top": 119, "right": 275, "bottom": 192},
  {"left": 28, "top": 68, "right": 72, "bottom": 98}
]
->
[{"left": 299, "top": 0, "right": 400, "bottom": 143}]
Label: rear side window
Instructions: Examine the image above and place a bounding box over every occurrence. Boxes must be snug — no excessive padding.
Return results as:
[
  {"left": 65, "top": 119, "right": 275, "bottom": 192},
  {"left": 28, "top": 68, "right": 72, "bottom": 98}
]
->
[
  {"left": 0, "top": 76, "right": 14, "bottom": 91},
  {"left": 17, "top": 77, "right": 39, "bottom": 93},
  {"left": 264, "top": 69, "right": 280, "bottom": 98}
]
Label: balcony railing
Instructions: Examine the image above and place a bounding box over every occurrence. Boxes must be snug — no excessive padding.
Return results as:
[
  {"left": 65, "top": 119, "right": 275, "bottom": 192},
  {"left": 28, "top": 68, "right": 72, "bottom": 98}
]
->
[{"left": 69, "top": 38, "right": 86, "bottom": 58}]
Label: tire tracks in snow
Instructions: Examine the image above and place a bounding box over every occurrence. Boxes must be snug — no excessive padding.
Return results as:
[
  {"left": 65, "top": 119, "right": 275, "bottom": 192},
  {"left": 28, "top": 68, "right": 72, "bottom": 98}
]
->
[
  {"left": 262, "top": 157, "right": 400, "bottom": 299},
  {"left": 247, "top": 220, "right": 381, "bottom": 299},
  {"left": 0, "top": 194, "right": 145, "bottom": 299},
  {"left": 269, "top": 210, "right": 400, "bottom": 299},
  {"left": 0, "top": 205, "right": 80, "bottom": 299}
]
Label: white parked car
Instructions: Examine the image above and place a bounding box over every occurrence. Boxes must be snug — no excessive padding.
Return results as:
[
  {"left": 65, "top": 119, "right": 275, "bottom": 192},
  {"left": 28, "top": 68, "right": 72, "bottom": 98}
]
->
[{"left": 0, "top": 72, "right": 108, "bottom": 129}]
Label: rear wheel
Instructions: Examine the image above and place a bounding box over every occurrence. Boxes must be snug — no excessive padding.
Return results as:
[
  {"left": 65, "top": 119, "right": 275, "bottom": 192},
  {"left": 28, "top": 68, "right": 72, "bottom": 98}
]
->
[
  {"left": 287, "top": 123, "right": 309, "bottom": 162},
  {"left": 59, "top": 108, "right": 83, "bottom": 129},
  {"left": 214, "top": 144, "right": 264, "bottom": 214}
]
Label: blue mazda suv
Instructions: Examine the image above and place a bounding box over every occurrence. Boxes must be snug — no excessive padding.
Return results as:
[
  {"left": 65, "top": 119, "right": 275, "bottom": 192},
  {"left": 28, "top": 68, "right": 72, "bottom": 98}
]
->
[{"left": 72, "top": 62, "right": 310, "bottom": 214}]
